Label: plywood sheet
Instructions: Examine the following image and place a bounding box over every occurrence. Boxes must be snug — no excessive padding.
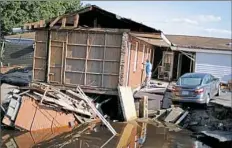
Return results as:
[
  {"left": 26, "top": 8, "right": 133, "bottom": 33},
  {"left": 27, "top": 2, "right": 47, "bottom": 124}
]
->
[
  {"left": 67, "top": 45, "right": 86, "bottom": 58},
  {"left": 104, "top": 62, "right": 119, "bottom": 74},
  {"left": 88, "top": 46, "right": 104, "bottom": 59},
  {"left": 86, "top": 74, "right": 101, "bottom": 87},
  {"left": 68, "top": 32, "right": 87, "bottom": 44},
  {"left": 105, "top": 47, "right": 121, "bottom": 61},
  {"left": 65, "top": 72, "right": 84, "bottom": 85},
  {"left": 87, "top": 61, "right": 103, "bottom": 73},
  {"left": 118, "top": 86, "right": 137, "bottom": 121},
  {"left": 106, "top": 34, "right": 122, "bottom": 46},
  {"left": 103, "top": 75, "right": 118, "bottom": 88}
]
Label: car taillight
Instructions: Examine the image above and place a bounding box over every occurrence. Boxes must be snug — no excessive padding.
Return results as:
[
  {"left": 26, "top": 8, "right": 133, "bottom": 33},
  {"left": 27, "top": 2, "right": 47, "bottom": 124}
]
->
[{"left": 195, "top": 88, "right": 204, "bottom": 94}]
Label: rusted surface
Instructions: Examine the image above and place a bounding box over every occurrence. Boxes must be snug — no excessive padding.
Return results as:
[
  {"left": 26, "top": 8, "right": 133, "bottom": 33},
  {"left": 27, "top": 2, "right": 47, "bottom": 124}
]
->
[{"left": 14, "top": 96, "right": 76, "bottom": 131}]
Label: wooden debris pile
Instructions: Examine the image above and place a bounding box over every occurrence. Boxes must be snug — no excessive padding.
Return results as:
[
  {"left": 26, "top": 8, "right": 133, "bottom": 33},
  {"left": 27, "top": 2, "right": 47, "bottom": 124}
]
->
[{"left": 1, "top": 82, "right": 117, "bottom": 135}]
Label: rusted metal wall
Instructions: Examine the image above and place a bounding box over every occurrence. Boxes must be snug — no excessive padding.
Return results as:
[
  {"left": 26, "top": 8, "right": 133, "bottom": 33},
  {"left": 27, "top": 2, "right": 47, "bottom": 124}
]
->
[
  {"left": 33, "top": 30, "right": 48, "bottom": 81},
  {"left": 124, "top": 35, "right": 153, "bottom": 88}
]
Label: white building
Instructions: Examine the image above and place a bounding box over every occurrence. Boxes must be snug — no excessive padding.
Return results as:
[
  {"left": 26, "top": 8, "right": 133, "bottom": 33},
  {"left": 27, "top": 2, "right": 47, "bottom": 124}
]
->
[{"left": 166, "top": 35, "right": 232, "bottom": 83}]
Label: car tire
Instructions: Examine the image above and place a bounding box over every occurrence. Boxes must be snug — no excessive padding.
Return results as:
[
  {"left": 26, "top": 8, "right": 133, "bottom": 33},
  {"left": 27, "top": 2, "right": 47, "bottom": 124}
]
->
[{"left": 215, "top": 86, "right": 221, "bottom": 96}]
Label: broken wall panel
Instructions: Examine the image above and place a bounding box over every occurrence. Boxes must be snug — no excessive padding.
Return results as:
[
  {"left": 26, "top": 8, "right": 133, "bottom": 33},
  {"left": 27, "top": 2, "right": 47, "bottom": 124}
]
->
[
  {"left": 33, "top": 30, "right": 48, "bottom": 81},
  {"left": 14, "top": 96, "right": 76, "bottom": 131}
]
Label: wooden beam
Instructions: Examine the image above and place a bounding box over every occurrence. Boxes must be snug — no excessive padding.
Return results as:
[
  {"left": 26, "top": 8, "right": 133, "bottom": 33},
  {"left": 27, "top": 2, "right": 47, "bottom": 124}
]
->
[
  {"left": 61, "top": 17, "right": 66, "bottom": 28},
  {"left": 73, "top": 14, "right": 79, "bottom": 27},
  {"left": 49, "top": 16, "right": 62, "bottom": 27}
]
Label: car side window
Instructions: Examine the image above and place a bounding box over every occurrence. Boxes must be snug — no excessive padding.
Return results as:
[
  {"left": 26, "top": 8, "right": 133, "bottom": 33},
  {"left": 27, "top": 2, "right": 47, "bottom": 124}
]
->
[{"left": 203, "top": 75, "right": 210, "bottom": 84}]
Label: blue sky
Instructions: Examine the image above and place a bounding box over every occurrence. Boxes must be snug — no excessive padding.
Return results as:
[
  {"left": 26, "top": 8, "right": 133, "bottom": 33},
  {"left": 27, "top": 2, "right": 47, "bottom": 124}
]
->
[{"left": 82, "top": 1, "right": 231, "bottom": 38}]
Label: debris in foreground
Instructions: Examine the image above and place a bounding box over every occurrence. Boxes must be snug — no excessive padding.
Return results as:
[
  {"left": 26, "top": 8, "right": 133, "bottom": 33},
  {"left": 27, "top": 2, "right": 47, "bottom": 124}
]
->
[
  {"left": 1, "top": 82, "right": 116, "bottom": 135},
  {"left": 201, "top": 131, "right": 232, "bottom": 142}
]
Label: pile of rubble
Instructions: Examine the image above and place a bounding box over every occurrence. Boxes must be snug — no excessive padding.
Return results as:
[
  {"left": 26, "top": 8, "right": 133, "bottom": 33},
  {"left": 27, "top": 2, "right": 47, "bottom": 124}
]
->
[{"left": 1, "top": 82, "right": 117, "bottom": 135}]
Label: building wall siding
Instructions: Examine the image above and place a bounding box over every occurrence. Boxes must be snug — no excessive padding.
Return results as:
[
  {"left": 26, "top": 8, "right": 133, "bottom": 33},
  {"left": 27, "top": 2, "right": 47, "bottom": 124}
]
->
[
  {"left": 125, "top": 35, "right": 153, "bottom": 88},
  {"left": 195, "top": 52, "right": 232, "bottom": 83}
]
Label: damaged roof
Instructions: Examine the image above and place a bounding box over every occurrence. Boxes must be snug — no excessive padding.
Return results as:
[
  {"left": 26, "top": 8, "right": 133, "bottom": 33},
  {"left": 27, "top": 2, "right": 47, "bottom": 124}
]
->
[
  {"left": 130, "top": 32, "right": 170, "bottom": 47},
  {"left": 24, "top": 5, "right": 161, "bottom": 33},
  {"left": 166, "top": 35, "right": 232, "bottom": 51}
]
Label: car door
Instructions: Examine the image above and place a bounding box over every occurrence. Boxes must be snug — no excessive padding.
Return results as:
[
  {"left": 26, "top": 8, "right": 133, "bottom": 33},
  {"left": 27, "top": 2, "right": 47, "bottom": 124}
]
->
[
  {"left": 210, "top": 75, "right": 219, "bottom": 95},
  {"left": 208, "top": 75, "right": 216, "bottom": 96}
]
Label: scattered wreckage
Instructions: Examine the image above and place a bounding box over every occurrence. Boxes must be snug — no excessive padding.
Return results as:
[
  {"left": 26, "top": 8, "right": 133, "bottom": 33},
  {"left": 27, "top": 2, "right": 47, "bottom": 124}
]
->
[{"left": 1, "top": 82, "right": 117, "bottom": 135}]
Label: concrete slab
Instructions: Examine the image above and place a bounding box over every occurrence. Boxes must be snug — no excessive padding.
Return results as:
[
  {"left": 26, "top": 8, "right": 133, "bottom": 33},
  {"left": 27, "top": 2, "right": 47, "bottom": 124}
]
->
[
  {"left": 164, "top": 107, "right": 184, "bottom": 123},
  {"left": 1, "top": 83, "right": 17, "bottom": 102},
  {"left": 211, "top": 92, "right": 232, "bottom": 108},
  {"left": 118, "top": 86, "right": 137, "bottom": 121}
]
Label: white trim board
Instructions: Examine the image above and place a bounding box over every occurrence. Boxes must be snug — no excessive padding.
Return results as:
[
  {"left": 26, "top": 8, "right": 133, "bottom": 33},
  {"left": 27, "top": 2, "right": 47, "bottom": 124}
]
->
[{"left": 171, "top": 46, "right": 232, "bottom": 55}]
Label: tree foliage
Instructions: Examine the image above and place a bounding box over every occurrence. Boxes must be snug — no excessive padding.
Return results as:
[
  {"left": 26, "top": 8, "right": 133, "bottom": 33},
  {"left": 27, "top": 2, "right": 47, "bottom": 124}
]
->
[{"left": 0, "top": 1, "right": 84, "bottom": 36}]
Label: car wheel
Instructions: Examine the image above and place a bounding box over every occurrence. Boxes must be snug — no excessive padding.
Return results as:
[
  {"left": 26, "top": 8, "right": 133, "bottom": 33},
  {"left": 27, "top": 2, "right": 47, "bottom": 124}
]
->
[{"left": 215, "top": 86, "right": 221, "bottom": 96}]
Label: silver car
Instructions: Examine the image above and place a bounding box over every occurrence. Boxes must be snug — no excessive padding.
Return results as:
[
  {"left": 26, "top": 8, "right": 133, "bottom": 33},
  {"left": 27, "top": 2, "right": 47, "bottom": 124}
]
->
[{"left": 172, "top": 73, "right": 221, "bottom": 105}]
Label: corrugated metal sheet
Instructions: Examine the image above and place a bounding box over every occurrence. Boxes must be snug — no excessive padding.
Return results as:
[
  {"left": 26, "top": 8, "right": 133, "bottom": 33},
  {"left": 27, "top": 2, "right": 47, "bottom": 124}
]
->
[{"left": 195, "top": 52, "right": 232, "bottom": 83}]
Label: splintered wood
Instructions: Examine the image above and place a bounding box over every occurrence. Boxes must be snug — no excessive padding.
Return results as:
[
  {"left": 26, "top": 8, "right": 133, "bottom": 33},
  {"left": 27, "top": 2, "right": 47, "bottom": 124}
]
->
[{"left": 1, "top": 82, "right": 116, "bottom": 134}]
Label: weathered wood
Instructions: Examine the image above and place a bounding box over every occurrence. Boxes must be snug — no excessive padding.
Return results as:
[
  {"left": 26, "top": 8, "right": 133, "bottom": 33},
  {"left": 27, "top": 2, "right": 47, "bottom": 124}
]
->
[
  {"left": 139, "top": 96, "right": 148, "bottom": 118},
  {"left": 175, "top": 110, "right": 189, "bottom": 125},
  {"left": 73, "top": 14, "right": 79, "bottom": 27},
  {"left": 61, "top": 17, "right": 66, "bottom": 28},
  {"left": 75, "top": 86, "right": 117, "bottom": 135},
  {"left": 49, "top": 16, "right": 62, "bottom": 27},
  {"left": 118, "top": 86, "right": 137, "bottom": 121},
  {"left": 33, "top": 91, "right": 92, "bottom": 116},
  {"left": 164, "top": 107, "right": 184, "bottom": 123}
]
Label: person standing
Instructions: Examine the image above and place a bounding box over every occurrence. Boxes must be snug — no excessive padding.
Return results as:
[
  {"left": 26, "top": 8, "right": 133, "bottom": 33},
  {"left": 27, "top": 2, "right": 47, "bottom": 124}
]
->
[{"left": 144, "top": 59, "right": 152, "bottom": 88}]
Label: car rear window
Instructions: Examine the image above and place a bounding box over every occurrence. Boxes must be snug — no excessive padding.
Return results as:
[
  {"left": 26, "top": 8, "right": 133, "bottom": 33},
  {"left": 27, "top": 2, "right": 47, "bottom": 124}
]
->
[{"left": 177, "top": 77, "right": 202, "bottom": 86}]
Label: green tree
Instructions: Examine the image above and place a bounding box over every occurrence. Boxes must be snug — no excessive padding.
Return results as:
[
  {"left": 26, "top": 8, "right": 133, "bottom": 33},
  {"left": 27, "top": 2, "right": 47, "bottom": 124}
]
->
[{"left": 0, "top": 0, "right": 84, "bottom": 37}]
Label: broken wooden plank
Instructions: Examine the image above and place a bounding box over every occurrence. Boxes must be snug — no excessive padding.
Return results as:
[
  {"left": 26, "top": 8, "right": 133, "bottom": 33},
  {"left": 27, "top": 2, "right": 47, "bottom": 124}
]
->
[
  {"left": 76, "top": 86, "right": 117, "bottom": 135},
  {"left": 139, "top": 96, "right": 148, "bottom": 118},
  {"left": 61, "top": 17, "right": 66, "bottom": 28},
  {"left": 73, "top": 14, "right": 79, "bottom": 27},
  {"left": 118, "top": 86, "right": 137, "bottom": 121},
  {"left": 33, "top": 92, "right": 92, "bottom": 117},
  {"left": 175, "top": 110, "right": 189, "bottom": 125},
  {"left": 164, "top": 107, "right": 184, "bottom": 123}
]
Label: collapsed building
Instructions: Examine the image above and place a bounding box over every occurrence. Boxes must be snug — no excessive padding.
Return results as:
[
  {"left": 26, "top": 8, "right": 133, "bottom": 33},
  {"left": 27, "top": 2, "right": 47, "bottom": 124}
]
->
[{"left": 23, "top": 5, "right": 171, "bottom": 95}]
